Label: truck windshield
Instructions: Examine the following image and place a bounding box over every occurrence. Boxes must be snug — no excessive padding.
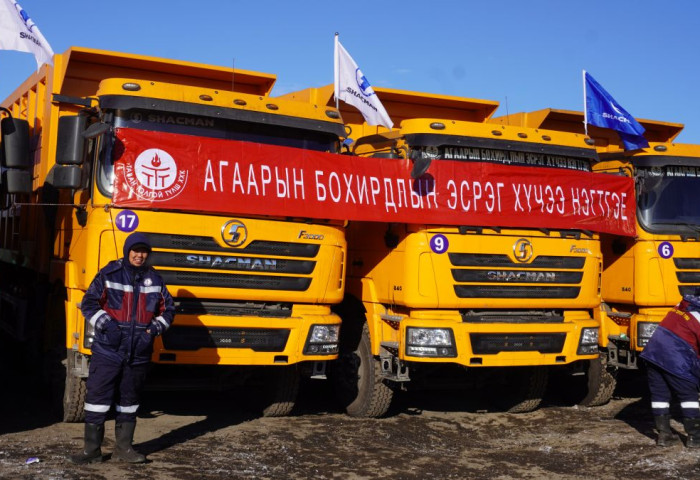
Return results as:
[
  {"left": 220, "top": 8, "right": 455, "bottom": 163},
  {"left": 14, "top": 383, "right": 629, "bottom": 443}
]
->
[
  {"left": 404, "top": 133, "right": 594, "bottom": 172},
  {"left": 97, "top": 106, "right": 340, "bottom": 196},
  {"left": 637, "top": 164, "right": 700, "bottom": 232}
]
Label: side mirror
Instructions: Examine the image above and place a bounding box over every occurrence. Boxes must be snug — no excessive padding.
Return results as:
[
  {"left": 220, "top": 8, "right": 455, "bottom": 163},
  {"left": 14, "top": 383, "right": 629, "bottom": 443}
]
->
[
  {"left": 56, "top": 115, "right": 87, "bottom": 165},
  {"left": 52, "top": 165, "right": 82, "bottom": 189},
  {"left": 411, "top": 157, "right": 432, "bottom": 179},
  {"left": 1, "top": 117, "right": 31, "bottom": 169},
  {"left": 3, "top": 169, "right": 32, "bottom": 193}
]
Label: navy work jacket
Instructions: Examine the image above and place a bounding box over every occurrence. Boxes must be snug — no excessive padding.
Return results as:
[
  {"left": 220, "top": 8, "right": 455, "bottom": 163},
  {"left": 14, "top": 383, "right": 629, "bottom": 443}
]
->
[{"left": 81, "top": 258, "right": 175, "bottom": 365}]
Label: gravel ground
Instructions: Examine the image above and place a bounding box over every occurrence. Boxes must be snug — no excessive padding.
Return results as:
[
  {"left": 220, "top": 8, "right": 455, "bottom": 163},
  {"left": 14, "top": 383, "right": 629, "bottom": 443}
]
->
[{"left": 2, "top": 363, "right": 700, "bottom": 480}]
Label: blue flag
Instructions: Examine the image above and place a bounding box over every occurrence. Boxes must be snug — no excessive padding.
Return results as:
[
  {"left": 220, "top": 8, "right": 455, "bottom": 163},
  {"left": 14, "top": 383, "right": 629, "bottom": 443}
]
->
[{"left": 583, "top": 71, "right": 648, "bottom": 151}]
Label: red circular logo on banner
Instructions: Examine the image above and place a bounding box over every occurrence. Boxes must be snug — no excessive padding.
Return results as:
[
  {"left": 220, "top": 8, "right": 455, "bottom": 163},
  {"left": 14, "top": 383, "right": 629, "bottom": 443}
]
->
[{"left": 123, "top": 148, "right": 188, "bottom": 202}]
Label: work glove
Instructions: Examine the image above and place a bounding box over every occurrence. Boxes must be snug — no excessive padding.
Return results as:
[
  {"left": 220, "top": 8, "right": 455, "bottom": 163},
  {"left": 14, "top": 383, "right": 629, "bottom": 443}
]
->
[
  {"left": 94, "top": 316, "right": 121, "bottom": 348},
  {"left": 148, "top": 319, "right": 166, "bottom": 337}
]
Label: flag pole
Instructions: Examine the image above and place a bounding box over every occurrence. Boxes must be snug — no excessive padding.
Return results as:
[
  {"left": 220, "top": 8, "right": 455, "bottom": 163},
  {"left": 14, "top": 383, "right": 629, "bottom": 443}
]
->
[
  {"left": 582, "top": 70, "right": 588, "bottom": 136},
  {"left": 334, "top": 32, "right": 340, "bottom": 111}
]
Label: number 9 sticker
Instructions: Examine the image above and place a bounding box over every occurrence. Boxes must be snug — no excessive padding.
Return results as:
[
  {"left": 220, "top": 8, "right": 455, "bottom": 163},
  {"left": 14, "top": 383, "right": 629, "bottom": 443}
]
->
[
  {"left": 430, "top": 234, "right": 449, "bottom": 254},
  {"left": 115, "top": 210, "right": 139, "bottom": 233},
  {"left": 658, "top": 241, "right": 674, "bottom": 259}
]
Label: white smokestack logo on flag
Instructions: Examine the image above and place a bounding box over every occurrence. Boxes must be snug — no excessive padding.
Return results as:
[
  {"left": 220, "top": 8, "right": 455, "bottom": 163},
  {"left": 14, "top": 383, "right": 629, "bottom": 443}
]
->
[{"left": 334, "top": 35, "right": 393, "bottom": 129}]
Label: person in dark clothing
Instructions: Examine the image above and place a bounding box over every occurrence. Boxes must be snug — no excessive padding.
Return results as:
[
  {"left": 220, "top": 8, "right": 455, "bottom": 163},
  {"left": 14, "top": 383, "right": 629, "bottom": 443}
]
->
[
  {"left": 69, "top": 232, "right": 175, "bottom": 464},
  {"left": 640, "top": 294, "right": 700, "bottom": 447}
]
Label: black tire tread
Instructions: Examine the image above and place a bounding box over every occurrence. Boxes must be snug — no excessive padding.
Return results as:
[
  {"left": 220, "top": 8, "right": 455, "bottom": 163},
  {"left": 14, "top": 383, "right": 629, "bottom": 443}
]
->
[
  {"left": 62, "top": 354, "right": 86, "bottom": 423},
  {"left": 261, "top": 366, "right": 300, "bottom": 417},
  {"left": 502, "top": 367, "right": 549, "bottom": 414},
  {"left": 339, "top": 322, "right": 393, "bottom": 418},
  {"left": 579, "top": 355, "right": 617, "bottom": 407}
]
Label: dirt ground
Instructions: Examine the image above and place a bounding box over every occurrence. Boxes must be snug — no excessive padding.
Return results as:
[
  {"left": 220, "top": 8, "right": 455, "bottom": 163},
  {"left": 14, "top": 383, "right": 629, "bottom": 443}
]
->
[{"left": 2, "top": 362, "right": 700, "bottom": 480}]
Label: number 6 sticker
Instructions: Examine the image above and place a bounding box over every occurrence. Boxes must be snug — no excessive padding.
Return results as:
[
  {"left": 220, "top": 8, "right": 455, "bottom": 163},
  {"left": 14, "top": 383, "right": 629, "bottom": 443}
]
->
[
  {"left": 115, "top": 210, "right": 139, "bottom": 233},
  {"left": 658, "top": 241, "right": 674, "bottom": 259},
  {"left": 430, "top": 234, "right": 449, "bottom": 254}
]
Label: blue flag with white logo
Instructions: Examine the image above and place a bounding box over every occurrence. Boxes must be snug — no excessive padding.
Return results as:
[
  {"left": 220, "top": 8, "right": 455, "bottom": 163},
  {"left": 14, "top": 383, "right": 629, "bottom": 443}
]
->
[{"left": 583, "top": 71, "right": 648, "bottom": 151}]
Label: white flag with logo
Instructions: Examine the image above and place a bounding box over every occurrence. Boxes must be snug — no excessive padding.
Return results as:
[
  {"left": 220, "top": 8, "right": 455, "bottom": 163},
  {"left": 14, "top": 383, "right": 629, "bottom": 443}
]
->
[
  {"left": 0, "top": 0, "right": 54, "bottom": 70},
  {"left": 334, "top": 35, "right": 393, "bottom": 129}
]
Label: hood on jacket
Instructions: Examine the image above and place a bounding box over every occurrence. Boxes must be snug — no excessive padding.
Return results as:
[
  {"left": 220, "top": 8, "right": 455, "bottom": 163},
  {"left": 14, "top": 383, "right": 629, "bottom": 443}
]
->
[
  {"left": 123, "top": 232, "right": 152, "bottom": 259},
  {"left": 683, "top": 289, "right": 700, "bottom": 312}
]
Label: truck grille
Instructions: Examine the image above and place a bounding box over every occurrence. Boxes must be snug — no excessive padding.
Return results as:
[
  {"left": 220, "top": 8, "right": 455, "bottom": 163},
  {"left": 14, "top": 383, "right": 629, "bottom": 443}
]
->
[
  {"left": 174, "top": 300, "right": 292, "bottom": 317},
  {"left": 675, "top": 258, "right": 700, "bottom": 296},
  {"left": 159, "top": 270, "right": 311, "bottom": 291},
  {"left": 150, "top": 252, "right": 315, "bottom": 274},
  {"left": 449, "top": 253, "right": 584, "bottom": 299},
  {"left": 162, "top": 326, "right": 290, "bottom": 351},
  {"left": 455, "top": 286, "right": 580, "bottom": 298},
  {"left": 461, "top": 310, "right": 564, "bottom": 323},
  {"left": 470, "top": 333, "right": 566, "bottom": 354},
  {"left": 147, "top": 233, "right": 320, "bottom": 257},
  {"left": 143, "top": 233, "right": 317, "bottom": 292}
]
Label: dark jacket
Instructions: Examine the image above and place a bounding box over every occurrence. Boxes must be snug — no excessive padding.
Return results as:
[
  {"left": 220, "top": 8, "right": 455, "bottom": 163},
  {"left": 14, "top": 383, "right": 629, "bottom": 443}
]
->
[
  {"left": 81, "top": 246, "right": 175, "bottom": 365},
  {"left": 641, "top": 299, "right": 700, "bottom": 385}
]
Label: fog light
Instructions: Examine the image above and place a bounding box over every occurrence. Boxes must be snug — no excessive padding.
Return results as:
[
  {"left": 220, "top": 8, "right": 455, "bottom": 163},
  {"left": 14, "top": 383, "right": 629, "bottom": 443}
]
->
[
  {"left": 303, "top": 324, "right": 340, "bottom": 355},
  {"left": 406, "top": 327, "right": 456, "bottom": 357},
  {"left": 577, "top": 327, "right": 599, "bottom": 355},
  {"left": 637, "top": 322, "right": 658, "bottom": 348}
]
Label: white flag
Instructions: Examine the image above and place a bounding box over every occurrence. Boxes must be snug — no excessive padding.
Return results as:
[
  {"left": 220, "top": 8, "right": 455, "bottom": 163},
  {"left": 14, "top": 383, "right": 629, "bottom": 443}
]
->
[
  {"left": 0, "top": 0, "right": 54, "bottom": 70},
  {"left": 334, "top": 35, "right": 393, "bottom": 129}
]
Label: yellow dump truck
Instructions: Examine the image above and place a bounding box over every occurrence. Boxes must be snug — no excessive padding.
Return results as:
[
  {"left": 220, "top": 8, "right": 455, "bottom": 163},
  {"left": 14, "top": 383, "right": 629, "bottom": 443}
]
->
[
  {"left": 0, "top": 47, "right": 347, "bottom": 420},
  {"left": 493, "top": 109, "right": 700, "bottom": 371},
  {"left": 281, "top": 86, "right": 633, "bottom": 416}
]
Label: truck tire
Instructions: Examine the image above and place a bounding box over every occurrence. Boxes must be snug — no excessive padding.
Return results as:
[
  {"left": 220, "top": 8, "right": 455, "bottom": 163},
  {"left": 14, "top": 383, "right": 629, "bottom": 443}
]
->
[
  {"left": 43, "top": 345, "right": 66, "bottom": 420},
  {"left": 578, "top": 354, "right": 617, "bottom": 407},
  {"left": 487, "top": 366, "right": 548, "bottom": 413},
  {"left": 332, "top": 322, "right": 393, "bottom": 418},
  {"left": 62, "top": 353, "right": 86, "bottom": 423},
  {"left": 260, "top": 366, "right": 300, "bottom": 417}
]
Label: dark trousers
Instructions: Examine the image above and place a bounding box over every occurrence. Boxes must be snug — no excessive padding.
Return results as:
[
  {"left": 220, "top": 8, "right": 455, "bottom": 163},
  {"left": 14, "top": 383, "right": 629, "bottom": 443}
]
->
[
  {"left": 647, "top": 363, "right": 700, "bottom": 418},
  {"left": 84, "top": 354, "right": 149, "bottom": 425}
]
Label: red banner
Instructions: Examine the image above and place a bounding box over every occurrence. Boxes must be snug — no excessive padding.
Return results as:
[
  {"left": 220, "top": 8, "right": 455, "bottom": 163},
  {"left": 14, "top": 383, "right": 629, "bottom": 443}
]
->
[{"left": 112, "top": 128, "right": 636, "bottom": 236}]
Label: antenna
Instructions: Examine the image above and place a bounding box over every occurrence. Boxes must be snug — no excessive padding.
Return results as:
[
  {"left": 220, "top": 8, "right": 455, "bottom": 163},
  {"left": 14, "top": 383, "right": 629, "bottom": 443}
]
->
[
  {"left": 505, "top": 96, "right": 510, "bottom": 125},
  {"left": 232, "top": 58, "right": 235, "bottom": 92}
]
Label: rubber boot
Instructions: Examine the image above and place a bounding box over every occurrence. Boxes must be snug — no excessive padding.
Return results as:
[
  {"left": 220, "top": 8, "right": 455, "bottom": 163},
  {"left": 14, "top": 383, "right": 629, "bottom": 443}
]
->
[
  {"left": 68, "top": 423, "right": 104, "bottom": 464},
  {"left": 113, "top": 422, "right": 146, "bottom": 463},
  {"left": 683, "top": 417, "right": 700, "bottom": 448},
  {"left": 654, "top": 414, "right": 677, "bottom": 447}
]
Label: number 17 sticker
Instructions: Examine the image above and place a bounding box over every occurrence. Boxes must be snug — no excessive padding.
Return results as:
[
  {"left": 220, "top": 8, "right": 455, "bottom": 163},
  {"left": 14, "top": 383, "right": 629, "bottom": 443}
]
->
[
  {"left": 430, "top": 234, "right": 449, "bottom": 254},
  {"left": 115, "top": 210, "right": 139, "bottom": 232}
]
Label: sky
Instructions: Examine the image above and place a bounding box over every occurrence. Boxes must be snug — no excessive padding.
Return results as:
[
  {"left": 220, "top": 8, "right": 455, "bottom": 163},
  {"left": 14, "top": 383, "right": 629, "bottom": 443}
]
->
[{"left": 2, "top": 0, "right": 700, "bottom": 143}]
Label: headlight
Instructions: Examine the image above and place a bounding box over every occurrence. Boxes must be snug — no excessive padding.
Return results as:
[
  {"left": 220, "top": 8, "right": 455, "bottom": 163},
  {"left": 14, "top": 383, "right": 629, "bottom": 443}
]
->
[
  {"left": 303, "top": 324, "right": 340, "bottom": 355},
  {"left": 84, "top": 318, "right": 95, "bottom": 349},
  {"left": 309, "top": 325, "right": 339, "bottom": 343},
  {"left": 406, "top": 327, "right": 456, "bottom": 357},
  {"left": 637, "top": 322, "right": 658, "bottom": 348},
  {"left": 577, "top": 327, "right": 599, "bottom": 355}
]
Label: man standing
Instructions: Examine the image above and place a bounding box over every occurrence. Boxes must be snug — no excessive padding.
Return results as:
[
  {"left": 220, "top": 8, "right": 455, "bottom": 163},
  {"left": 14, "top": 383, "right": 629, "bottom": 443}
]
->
[
  {"left": 69, "top": 232, "right": 175, "bottom": 464},
  {"left": 640, "top": 293, "right": 700, "bottom": 447}
]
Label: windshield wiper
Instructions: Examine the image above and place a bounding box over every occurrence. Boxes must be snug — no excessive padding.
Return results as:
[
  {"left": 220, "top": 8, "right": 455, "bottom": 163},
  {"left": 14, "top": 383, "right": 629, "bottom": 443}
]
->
[
  {"left": 653, "top": 222, "right": 700, "bottom": 232},
  {"left": 652, "top": 222, "right": 700, "bottom": 240}
]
